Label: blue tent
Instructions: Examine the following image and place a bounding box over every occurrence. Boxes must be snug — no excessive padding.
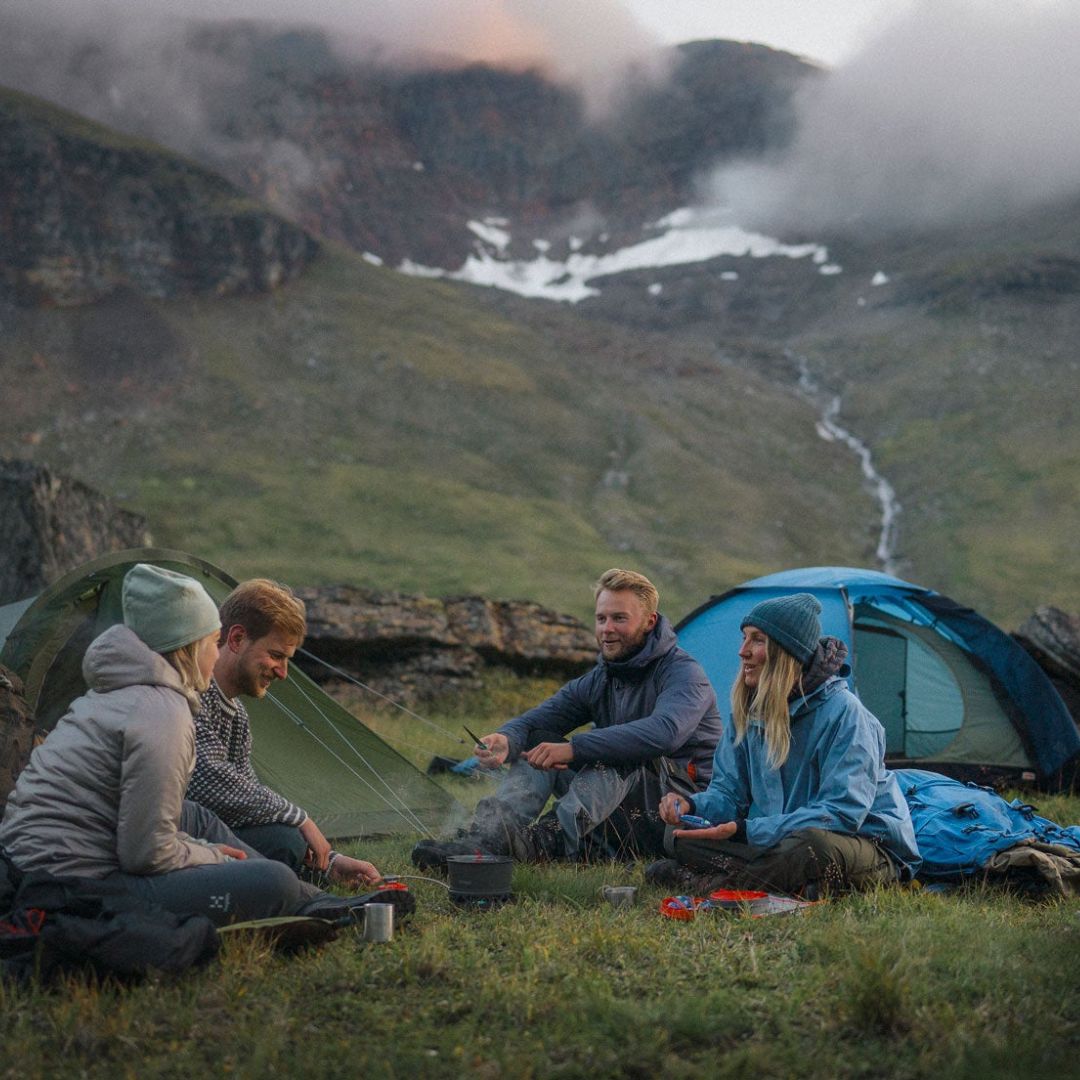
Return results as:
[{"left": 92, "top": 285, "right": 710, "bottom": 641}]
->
[{"left": 676, "top": 567, "right": 1080, "bottom": 791}]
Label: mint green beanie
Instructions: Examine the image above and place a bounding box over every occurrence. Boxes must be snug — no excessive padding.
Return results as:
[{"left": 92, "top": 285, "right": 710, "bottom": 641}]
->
[{"left": 122, "top": 563, "right": 221, "bottom": 654}]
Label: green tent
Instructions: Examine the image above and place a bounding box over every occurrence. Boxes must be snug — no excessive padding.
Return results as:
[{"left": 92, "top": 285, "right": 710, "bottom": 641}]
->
[{"left": 0, "top": 548, "right": 463, "bottom": 839}]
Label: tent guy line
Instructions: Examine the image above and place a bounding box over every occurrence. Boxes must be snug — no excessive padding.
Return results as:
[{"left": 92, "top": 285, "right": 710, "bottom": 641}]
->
[
  {"left": 266, "top": 683, "right": 437, "bottom": 839},
  {"left": 284, "top": 676, "right": 438, "bottom": 837},
  {"left": 298, "top": 647, "right": 469, "bottom": 746}
]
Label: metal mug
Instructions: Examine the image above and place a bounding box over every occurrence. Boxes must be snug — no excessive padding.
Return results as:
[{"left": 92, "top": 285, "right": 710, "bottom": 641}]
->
[
  {"left": 362, "top": 903, "right": 394, "bottom": 942},
  {"left": 602, "top": 885, "right": 638, "bottom": 909}
]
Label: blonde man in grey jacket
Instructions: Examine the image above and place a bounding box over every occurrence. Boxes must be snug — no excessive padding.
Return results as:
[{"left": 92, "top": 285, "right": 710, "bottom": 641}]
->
[{"left": 0, "top": 564, "right": 308, "bottom": 925}]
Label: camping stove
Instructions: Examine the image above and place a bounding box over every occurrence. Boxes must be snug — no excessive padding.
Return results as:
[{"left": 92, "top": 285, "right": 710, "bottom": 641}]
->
[{"left": 446, "top": 854, "right": 514, "bottom": 908}]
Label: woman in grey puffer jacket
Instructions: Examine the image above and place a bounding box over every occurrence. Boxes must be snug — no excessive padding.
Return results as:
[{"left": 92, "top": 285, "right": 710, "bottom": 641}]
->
[{"left": 0, "top": 564, "right": 307, "bottom": 925}]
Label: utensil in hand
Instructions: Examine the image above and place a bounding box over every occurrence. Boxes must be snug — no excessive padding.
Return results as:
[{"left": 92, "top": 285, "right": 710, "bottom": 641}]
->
[
  {"left": 463, "top": 724, "right": 489, "bottom": 751},
  {"left": 679, "top": 814, "right": 714, "bottom": 829}
]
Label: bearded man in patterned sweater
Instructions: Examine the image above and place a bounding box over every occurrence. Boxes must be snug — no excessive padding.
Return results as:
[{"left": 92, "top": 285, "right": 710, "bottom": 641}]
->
[{"left": 187, "top": 579, "right": 380, "bottom": 888}]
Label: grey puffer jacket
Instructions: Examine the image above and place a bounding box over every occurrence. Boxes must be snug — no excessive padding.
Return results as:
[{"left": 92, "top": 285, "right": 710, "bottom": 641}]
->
[
  {"left": 499, "top": 615, "right": 723, "bottom": 781},
  {"left": 0, "top": 624, "right": 230, "bottom": 879}
]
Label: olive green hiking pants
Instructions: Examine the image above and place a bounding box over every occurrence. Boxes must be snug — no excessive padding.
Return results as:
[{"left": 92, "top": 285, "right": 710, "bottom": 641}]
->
[{"left": 671, "top": 826, "right": 899, "bottom": 898}]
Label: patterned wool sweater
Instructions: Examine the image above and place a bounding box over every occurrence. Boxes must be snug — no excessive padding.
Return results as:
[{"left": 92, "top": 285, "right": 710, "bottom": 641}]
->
[{"left": 187, "top": 679, "right": 307, "bottom": 829}]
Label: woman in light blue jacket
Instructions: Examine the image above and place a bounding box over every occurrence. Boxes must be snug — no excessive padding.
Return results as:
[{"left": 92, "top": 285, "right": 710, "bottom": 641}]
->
[{"left": 649, "top": 593, "right": 919, "bottom": 898}]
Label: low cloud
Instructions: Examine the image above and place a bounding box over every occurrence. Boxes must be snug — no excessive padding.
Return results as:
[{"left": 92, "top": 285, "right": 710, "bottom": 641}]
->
[
  {"left": 2, "top": 0, "right": 665, "bottom": 118},
  {"left": 704, "top": 0, "right": 1080, "bottom": 232}
]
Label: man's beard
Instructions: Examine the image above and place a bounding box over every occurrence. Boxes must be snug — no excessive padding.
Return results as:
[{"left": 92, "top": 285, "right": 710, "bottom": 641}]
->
[
  {"left": 236, "top": 663, "right": 269, "bottom": 698},
  {"left": 602, "top": 631, "right": 649, "bottom": 662}
]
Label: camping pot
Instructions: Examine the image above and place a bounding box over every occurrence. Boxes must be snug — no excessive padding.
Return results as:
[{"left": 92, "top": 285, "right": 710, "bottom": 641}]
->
[
  {"left": 445, "top": 854, "right": 514, "bottom": 907},
  {"left": 362, "top": 903, "right": 394, "bottom": 943}
]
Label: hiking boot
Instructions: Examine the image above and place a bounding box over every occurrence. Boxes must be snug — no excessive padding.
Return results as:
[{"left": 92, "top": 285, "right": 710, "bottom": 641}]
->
[
  {"left": 297, "top": 885, "right": 416, "bottom": 923},
  {"left": 505, "top": 815, "right": 568, "bottom": 863},
  {"left": 643, "top": 858, "right": 682, "bottom": 886},
  {"left": 644, "top": 857, "right": 731, "bottom": 895},
  {"left": 410, "top": 826, "right": 512, "bottom": 872}
]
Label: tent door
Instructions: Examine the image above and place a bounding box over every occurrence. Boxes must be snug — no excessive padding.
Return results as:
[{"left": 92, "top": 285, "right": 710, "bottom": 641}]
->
[{"left": 853, "top": 623, "right": 908, "bottom": 755}]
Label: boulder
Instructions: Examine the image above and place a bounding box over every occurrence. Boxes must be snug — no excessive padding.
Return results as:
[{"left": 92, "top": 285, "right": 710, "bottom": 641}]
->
[
  {"left": 443, "top": 596, "right": 598, "bottom": 671},
  {"left": 294, "top": 585, "right": 596, "bottom": 701},
  {"left": 1014, "top": 606, "right": 1080, "bottom": 724},
  {"left": 0, "top": 459, "right": 151, "bottom": 603},
  {"left": 294, "top": 586, "right": 455, "bottom": 654},
  {"left": 0, "top": 664, "right": 43, "bottom": 810}
]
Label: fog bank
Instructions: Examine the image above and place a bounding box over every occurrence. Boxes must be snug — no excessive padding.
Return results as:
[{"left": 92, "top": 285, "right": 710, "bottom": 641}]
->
[
  {"left": 1, "top": 0, "right": 665, "bottom": 117},
  {"left": 705, "top": 0, "right": 1080, "bottom": 231}
]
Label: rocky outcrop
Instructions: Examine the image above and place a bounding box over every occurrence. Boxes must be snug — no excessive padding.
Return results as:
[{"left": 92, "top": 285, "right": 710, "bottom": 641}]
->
[
  {"left": 0, "top": 87, "right": 318, "bottom": 307},
  {"left": 294, "top": 585, "right": 596, "bottom": 701},
  {"left": 0, "top": 665, "right": 42, "bottom": 810},
  {"left": 1014, "top": 607, "right": 1080, "bottom": 724},
  {"left": 0, "top": 459, "right": 150, "bottom": 603},
  {"left": 891, "top": 255, "right": 1080, "bottom": 314}
]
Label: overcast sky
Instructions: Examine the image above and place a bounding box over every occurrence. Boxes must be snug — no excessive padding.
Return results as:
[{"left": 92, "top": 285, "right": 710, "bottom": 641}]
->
[
  {"left": 3, "top": 0, "right": 924, "bottom": 70},
  {"left": 622, "top": 0, "right": 917, "bottom": 65}
]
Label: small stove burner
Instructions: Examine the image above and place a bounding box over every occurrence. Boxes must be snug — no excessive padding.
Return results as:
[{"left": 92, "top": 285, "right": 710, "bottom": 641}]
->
[{"left": 449, "top": 891, "right": 515, "bottom": 909}]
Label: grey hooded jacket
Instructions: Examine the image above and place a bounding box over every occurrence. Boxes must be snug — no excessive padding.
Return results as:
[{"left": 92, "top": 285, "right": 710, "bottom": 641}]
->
[
  {"left": 0, "top": 624, "right": 230, "bottom": 879},
  {"left": 498, "top": 615, "right": 723, "bottom": 781}
]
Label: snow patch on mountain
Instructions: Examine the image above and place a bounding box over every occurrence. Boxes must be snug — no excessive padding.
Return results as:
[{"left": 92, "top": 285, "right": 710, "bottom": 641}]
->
[
  {"left": 399, "top": 208, "right": 840, "bottom": 303},
  {"left": 468, "top": 219, "right": 511, "bottom": 251}
]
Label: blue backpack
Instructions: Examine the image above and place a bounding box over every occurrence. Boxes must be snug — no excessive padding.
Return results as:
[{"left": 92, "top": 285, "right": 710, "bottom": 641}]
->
[{"left": 894, "top": 769, "right": 1080, "bottom": 879}]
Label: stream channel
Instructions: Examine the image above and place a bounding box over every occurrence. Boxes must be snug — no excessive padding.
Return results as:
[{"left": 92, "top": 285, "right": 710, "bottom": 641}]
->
[{"left": 795, "top": 357, "right": 901, "bottom": 576}]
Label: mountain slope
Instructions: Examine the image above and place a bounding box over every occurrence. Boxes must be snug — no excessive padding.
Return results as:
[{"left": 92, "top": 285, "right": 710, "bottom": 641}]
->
[
  {"left": 567, "top": 210, "right": 1080, "bottom": 624},
  {"left": 0, "top": 86, "right": 316, "bottom": 307},
  {"left": 0, "top": 81, "right": 879, "bottom": 623},
  {"left": 2, "top": 16, "right": 1076, "bottom": 627},
  {"left": 2, "top": 238, "right": 878, "bottom": 623}
]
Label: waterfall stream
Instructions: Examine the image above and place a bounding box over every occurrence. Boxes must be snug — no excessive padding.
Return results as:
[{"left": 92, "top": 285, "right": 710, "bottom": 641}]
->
[{"left": 795, "top": 358, "right": 901, "bottom": 575}]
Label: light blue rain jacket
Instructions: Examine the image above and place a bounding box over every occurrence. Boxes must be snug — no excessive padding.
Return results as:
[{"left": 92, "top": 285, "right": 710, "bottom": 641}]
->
[{"left": 691, "top": 675, "right": 921, "bottom": 877}]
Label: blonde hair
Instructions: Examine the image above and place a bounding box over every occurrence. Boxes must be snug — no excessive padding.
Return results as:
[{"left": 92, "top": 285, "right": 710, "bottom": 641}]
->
[
  {"left": 219, "top": 578, "right": 306, "bottom": 644},
  {"left": 593, "top": 568, "right": 659, "bottom": 616},
  {"left": 164, "top": 633, "right": 216, "bottom": 694},
  {"left": 730, "top": 636, "right": 804, "bottom": 769}
]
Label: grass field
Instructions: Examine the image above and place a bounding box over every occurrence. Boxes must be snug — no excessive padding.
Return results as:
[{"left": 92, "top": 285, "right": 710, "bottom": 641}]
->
[
  {"left": 3, "top": 692, "right": 1079, "bottom": 1080},
  {"left": 6, "top": 846, "right": 1077, "bottom": 1080}
]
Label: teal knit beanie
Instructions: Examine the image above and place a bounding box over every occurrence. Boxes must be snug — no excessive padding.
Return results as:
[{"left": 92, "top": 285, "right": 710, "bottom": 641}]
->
[
  {"left": 122, "top": 564, "right": 221, "bottom": 654},
  {"left": 740, "top": 592, "right": 822, "bottom": 666}
]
